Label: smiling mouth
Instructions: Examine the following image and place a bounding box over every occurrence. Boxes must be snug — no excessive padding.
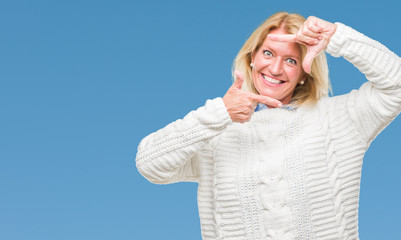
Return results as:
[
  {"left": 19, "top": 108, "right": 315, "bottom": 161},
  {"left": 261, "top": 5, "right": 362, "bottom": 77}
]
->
[{"left": 261, "top": 74, "right": 285, "bottom": 85}]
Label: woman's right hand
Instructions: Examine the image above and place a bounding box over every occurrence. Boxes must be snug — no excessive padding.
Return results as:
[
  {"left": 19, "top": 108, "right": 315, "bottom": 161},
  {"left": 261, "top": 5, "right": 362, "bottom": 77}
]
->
[{"left": 223, "top": 71, "right": 282, "bottom": 123}]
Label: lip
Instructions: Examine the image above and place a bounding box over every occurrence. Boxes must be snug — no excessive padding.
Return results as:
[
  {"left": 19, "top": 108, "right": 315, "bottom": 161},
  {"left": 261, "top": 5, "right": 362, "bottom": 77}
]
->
[{"left": 259, "top": 73, "right": 286, "bottom": 87}]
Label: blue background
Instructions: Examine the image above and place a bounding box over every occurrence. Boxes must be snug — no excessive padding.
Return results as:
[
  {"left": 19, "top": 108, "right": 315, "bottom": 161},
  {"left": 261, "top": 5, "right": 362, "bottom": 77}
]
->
[{"left": 1, "top": 0, "right": 400, "bottom": 239}]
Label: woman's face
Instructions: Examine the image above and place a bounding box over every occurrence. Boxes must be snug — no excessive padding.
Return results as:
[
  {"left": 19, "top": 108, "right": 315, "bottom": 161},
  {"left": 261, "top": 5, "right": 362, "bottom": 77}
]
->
[{"left": 251, "top": 28, "right": 305, "bottom": 105}]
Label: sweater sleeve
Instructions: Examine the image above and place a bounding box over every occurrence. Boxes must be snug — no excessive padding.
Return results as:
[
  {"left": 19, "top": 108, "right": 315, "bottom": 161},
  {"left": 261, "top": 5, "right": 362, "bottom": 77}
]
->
[
  {"left": 325, "top": 22, "right": 401, "bottom": 146},
  {"left": 135, "top": 97, "right": 232, "bottom": 184}
]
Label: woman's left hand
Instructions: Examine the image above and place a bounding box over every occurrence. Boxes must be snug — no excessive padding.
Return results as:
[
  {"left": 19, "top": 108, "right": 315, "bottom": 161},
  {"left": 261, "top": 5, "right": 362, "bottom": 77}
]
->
[{"left": 268, "top": 16, "right": 337, "bottom": 74}]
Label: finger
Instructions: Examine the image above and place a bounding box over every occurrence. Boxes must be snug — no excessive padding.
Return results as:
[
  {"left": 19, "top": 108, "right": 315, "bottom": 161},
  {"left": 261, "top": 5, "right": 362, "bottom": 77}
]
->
[
  {"left": 308, "top": 24, "right": 323, "bottom": 35},
  {"left": 296, "top": 33, "right": 320, "bottom": 45},
  {"left": 249, "top": 93, "right": 282, "bottom": 108},
  {"left": 302, "top": 24, "right": 323, "bottom": 40},
  {"left": 267, "top": 34, "right": 296, "bottom": 42},
  {"left": 306, "top": 16, "right": 323, "bottom": 33},
  {"left": 251, "top": 101, "right": 257, "bottom": 110},
  {"left": 233, "top": 70, "right": 244, "bottom": 89}
]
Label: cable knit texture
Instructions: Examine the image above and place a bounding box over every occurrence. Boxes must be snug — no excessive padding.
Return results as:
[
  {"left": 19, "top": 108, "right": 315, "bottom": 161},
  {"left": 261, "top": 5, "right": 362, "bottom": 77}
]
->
[{"left": 136, "top": 23, "right": 401, "bottom": 240}]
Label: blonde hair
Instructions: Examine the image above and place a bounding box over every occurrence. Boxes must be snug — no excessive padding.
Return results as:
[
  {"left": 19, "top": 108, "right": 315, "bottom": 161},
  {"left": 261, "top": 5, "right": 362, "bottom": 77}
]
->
[{"left": 233, "top": 12, "right": 331, "bottom": 106}]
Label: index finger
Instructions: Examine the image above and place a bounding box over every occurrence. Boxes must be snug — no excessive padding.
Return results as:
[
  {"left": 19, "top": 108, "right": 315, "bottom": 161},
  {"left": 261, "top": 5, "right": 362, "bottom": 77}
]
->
[
  {"left": 267, "top": 34, "right": 297, "bottom": 42},
  {"left": 249, "top": 93, "right": 282, "bottom": 108}
]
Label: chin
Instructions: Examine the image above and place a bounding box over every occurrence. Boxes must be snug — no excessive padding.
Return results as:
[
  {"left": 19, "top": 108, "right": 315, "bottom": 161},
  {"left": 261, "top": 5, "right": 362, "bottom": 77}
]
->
[{"left": 258, "top": 89, "right": 281, "bottom": 100}]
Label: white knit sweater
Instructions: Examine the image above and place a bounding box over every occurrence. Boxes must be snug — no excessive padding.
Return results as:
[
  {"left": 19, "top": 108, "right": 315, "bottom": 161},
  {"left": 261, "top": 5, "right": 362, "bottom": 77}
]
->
[{"left": 136, "top": 23, "right": 401, "bottom": 240}]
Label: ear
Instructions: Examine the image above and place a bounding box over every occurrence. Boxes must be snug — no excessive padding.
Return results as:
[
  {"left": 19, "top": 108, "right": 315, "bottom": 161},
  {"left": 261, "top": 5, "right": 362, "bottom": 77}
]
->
[
  {"left": 251, "top": 49, "right": 258, "bottom": 64},
  {"left": 298, "top": 74, "right": 307, "bottom": 85}
]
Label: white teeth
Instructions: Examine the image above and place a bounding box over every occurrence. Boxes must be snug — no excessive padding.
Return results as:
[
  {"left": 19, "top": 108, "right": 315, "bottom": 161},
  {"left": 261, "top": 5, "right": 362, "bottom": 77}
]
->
[{"left": 262, "top": 74, "right": 282, "bottom": 84}]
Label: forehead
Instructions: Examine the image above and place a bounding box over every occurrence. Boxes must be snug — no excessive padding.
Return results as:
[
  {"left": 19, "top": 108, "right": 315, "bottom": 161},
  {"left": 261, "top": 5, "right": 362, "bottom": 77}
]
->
[{"left": 260, "top": 28, "right": 302, "bottom": 58}]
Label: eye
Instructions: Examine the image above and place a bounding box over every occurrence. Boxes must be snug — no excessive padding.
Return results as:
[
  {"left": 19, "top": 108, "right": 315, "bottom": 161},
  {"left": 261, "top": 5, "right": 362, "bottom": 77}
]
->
[
  {"left": 263, "top": 50, "right": 272, "bottom": 57},
  {"left": 286, "top": 58, "right": 297, "bottom": 65}
]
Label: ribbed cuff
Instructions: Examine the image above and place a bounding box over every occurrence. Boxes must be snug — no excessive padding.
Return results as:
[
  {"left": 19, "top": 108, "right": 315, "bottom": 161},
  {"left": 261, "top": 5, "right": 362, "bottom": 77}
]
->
[
  {"left": 199, "top": 97, "right": 233, "bottom": 128},
  {"left": 326, "top": 22, "right": 349, "bottom": 57}
]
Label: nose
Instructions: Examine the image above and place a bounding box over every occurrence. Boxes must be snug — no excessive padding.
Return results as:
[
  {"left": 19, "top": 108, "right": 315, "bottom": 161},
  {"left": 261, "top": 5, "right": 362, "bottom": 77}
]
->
[{"left": 269, "top": 58, "right": 283, "bottom": 75}]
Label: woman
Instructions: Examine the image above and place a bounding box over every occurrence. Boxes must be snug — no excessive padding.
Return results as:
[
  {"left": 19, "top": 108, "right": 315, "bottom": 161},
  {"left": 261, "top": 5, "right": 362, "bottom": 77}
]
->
[{"left": 136, "top": 12, "right": 401, "bottom": 240}]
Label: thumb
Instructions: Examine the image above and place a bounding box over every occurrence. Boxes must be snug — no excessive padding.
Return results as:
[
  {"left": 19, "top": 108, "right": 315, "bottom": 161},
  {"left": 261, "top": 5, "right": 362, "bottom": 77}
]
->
[
  {"left": 302, "top": 50, "right": 317, "bottom": 74},
  {"left": 232, "top": 70, "right": 245, "bottom": 89}
]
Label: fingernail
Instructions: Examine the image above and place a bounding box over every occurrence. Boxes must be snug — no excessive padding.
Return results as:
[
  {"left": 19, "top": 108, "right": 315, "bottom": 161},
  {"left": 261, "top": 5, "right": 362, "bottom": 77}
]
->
[
  {"left": 278, "top": 103, "right": 283, "bottom": 108},
  {"left": 314, "top": 40, "right": 319, "bottom": 44}
]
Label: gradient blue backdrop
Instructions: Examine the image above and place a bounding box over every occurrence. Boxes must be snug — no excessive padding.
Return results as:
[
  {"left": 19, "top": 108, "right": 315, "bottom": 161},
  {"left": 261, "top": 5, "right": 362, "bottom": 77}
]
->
[{"left": 1, "top": 0, "right": 400, "bottom": 239}]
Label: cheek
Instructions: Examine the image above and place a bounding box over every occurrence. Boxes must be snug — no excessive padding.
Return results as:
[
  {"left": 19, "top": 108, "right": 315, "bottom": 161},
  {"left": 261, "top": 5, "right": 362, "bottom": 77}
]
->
[
  {"left": 252, "top": 72, "right": 259, "bottom": 88},
  {"left": 254, "top": 55, "right": 270, "bottom": 67},
  {"left": 252, "top": 74, "right": 263, "bottom": 93},
  {"left": 286, "top": 68, "right": 303, "bottom": 82}
]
